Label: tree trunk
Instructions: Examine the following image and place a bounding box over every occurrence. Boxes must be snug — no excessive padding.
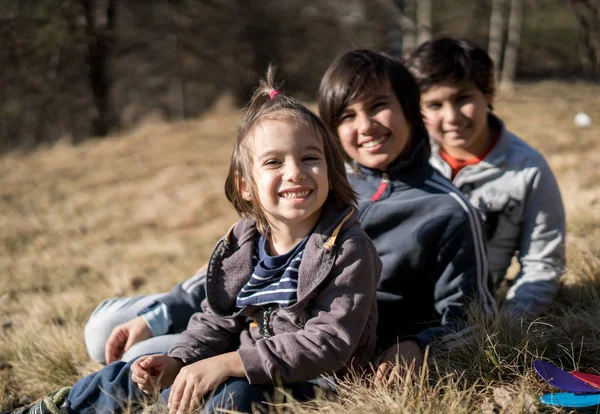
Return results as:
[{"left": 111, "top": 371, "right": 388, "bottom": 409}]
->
[
  {"left": 166, "top": 0, "right": 187, "bottom": 120},
  {"left": 82, "top": 0, "right": 117, "bottom": 138},
  {"left": 488, "top": 0, "right": 506, "bottom": 82},
  {"left": 416, "top": 0, "right": 432, "bottom": 46},
  {"left": 569, "top": 0, "right": 600, "bottom": 75},
  {"left": 388, "top": 0, "right": 404, "bottom": 57},
  {"left": 401, "top": 0, "right": 417, "bottom": 56},
  {"left": 500, "top": 0, "right": 523, "bottom": 91}
]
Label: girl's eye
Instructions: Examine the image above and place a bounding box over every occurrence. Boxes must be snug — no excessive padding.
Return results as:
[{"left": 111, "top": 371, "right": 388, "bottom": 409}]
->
[
  {"left": 303, "top": 155, "right": 320, "bottom": 163},
  {"left": 372, "top": 101, "right": 387, "bottom": 111},
  {"left": 426, "top": 103, "right": 442, "bottom": 110},
  {"left": 456, "top": 95, "right": 470, "bottom": 103},
  {"left": 339, "top": 113, "right": 354, "bottom": 122},
  {"left": 264, "top": 159, "right": 281, "bottom": 167}
]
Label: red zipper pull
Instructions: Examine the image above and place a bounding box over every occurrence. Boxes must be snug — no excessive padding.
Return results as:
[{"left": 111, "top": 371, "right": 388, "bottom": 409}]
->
[{"left": 370, "top": 173, "right": 389, "bottom": 202}]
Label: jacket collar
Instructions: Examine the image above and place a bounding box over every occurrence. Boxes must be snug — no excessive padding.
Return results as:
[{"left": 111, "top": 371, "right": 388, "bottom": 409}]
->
[
  {"left": 206, "top": 203, "right": 358, "bottom": 316},
  {"left": 352, "top": 137, "right": 432, "bottom": 185},
  {"left": 429, "top": 113, "right": 509, "bottom": 173}
]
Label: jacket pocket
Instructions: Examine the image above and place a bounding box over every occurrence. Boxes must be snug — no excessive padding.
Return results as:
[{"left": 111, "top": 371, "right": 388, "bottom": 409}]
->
[{"left": 273, "top": 307, "right": 310, "bottom": 332}]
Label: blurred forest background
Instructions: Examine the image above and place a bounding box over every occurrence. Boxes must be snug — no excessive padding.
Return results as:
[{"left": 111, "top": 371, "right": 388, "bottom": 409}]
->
[
  {"left": 1, "top": 0, "right": 598, "bottom": 151},
  {"left": 1, "top": 2, "right": 600, "bottom": 410}
]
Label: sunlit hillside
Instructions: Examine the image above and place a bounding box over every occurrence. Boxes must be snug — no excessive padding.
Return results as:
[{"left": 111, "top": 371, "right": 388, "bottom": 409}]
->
[{"left": 1, "top": 81, "right": 599, "bottom": 412}]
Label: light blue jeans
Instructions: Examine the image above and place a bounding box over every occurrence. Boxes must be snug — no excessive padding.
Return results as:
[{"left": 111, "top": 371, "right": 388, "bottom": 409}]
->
[{"left": 84, "top": 294, "right": 181, "bottom": 364}]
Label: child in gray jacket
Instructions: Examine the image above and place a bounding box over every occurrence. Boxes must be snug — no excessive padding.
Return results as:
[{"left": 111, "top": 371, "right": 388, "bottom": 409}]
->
[
  {"left": 5, "top": 68, "right": 381, "bottom": 414},
  {"left": 406, "top": 37, "right": 566, "bottom": 315}
]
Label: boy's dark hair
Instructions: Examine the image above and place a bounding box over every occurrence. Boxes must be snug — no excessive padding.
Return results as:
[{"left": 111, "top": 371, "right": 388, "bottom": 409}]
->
[
  {"left": 225, "top": 65, "right": 356, "bottom": 236},
  {"left": 405, "top": 37, "right": 495, "bottom": 96},
  {"left": 318, "top": 49, "right": 429, "bottom": 155}
]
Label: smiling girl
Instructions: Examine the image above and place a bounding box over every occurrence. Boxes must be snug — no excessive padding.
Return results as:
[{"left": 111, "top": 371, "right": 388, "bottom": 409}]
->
[{"left": 5, "top": 68, "right": 381, "bottom": 414}]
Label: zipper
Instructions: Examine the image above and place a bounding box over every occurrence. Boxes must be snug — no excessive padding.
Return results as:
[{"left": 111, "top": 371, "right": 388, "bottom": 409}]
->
[
  {"left": 370, "top": 173, "right": 389, "bottom": 202},
  {"left": 261, "top": 306, "right": 274, "bottom": 338}
]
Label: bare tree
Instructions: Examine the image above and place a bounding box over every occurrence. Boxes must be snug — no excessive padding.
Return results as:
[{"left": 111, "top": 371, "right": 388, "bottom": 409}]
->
[
  {"left": 569, "top": 0, "right": 600, "bottom": 75},
  {"left": 488, "top": 0, "right": 506, "bottom": 81},
  {"left": 417, "top": 0, "right": 432, "bottom": 45},
  {"left": 82, "top": 0, "right": 118, "bottom": 137},
  {"left": 500, "top": 0, "right": 523, "bottom": 90},
  {"left": 401, "top": 0, "right": 417, "bottom": 55}
]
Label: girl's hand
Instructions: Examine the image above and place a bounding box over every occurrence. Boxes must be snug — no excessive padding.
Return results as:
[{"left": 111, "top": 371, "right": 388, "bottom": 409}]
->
[
  {"left": 374, "top": 340, "right": 424, "bottom": 386},
  {"left": 131, "top": 354, "right": 184, "bottom": 394},
  {"left": 168, "top": 351, "right": 244, "bottom": 413}
]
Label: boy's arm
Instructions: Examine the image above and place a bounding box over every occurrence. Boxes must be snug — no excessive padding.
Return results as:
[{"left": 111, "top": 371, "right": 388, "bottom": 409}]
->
[
  {"left": 414, "top": 211, "right": 497, "bottom": 349},
  {"left": 143, "top": 265, "right": 208, "bottom": 334},
  {"left": 236, "top": 235, "right": 381, "bottom": 385},
  {"left": 505, "top": 163, "right": 566, "bottom": 315}
]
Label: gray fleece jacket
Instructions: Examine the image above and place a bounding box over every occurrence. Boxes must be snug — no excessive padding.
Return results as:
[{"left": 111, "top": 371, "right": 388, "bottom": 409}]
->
[
  {"left": 167, "top": 204, "right": 381, "bottom": 384},
  {"left": 429, "top": 115, "right": 566, "bottom": 315}
]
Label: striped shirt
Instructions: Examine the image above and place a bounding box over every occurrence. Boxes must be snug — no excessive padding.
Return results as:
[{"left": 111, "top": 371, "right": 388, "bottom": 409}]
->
[{"left": 235, "top": 234, "right": 308, "bottom": 308}]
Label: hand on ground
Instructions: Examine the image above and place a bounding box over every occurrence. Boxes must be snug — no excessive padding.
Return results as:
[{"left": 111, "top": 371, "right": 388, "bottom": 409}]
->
[
  {"left": 374, "top": 340, "right": 424, "bottom": 386},
  {"left": 105, "top": 316, "right": 152, "bottom": 364}
]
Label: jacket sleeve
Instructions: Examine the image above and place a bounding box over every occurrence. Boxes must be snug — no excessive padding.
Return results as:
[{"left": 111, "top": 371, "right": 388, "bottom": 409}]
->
[
  {"left": 167, "top": 298, "right": 246, "bottom": 362},
  {"left": 237, "top": 234, "right": 381, "bottom": 384},
  {"left": 505, "top": 162, "right": 566, "bottom": 315},
  {"left": 415, "top": 207, "right": 497, "bottom": 349},
  {"left": 157, "top": 267, "right": 207, "bottom": 333}
]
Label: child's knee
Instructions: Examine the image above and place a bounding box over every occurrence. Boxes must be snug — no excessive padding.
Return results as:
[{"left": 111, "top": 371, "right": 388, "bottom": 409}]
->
[{"left": 84, "top": 300, "right": 120, "bottom": 363}]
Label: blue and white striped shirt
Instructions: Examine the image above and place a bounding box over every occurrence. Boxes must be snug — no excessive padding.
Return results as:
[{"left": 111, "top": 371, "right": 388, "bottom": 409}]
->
[{"left": 236, "top": 234, "right": 308, "bottom": 308}]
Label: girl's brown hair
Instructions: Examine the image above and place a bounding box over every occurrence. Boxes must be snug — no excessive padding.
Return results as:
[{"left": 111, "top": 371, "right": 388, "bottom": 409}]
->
[{"left": 224, "top": 65, "right": 356, "bottom": 235}]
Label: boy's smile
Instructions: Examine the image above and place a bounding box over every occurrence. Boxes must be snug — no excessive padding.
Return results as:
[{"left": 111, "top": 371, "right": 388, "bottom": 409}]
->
[
  {"left": 336, "top": 82, "right": 412, "bottom": 171},
  {"left": 244, "top": 119, "right": 329, "bottom": 242},
  {"left": 421, "top": 81, "right": 493, "bottom": 160}
]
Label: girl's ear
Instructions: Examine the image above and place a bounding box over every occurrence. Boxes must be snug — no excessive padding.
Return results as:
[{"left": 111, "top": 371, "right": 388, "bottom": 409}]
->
[{"left": 240, "top": 177, "right": 253, "bottom": 201}]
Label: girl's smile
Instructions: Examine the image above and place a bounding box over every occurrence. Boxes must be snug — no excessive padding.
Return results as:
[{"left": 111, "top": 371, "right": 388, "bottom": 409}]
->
[{"left": 278, "top": 187, "right": 313, "bottom": 200}]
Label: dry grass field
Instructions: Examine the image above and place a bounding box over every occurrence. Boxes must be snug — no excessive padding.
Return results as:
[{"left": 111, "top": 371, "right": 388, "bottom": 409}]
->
[{"left": 1, "top": 81, "right": 599, "bottom": 413}]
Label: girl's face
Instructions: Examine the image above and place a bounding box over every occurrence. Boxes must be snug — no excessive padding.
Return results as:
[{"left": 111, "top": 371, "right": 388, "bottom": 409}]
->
[
  {"left": 336, "top": 82, "right": 412, "bottom": 171},
  {"left": 420, "top": 81, "right": 493, "bottom": 157},
  {"left": 244, "top": 119, "right": 330, "bottom": 237}
]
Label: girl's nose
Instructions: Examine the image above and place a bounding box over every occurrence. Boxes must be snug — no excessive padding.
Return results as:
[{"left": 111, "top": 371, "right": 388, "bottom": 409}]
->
[
  {"left": 284, "top": 161, "right": 306, "bottom": 182},
  {"left": 357, "top": 112, "right": 376, "bottom": 135}
]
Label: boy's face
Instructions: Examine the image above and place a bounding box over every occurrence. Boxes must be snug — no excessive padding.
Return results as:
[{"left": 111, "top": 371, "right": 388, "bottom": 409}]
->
[
  {"left": 420, "top": 81, "right": 493, "bottom": 157},
  {"left": 336, "top": 82, "right": 412, "bottom": 171}
]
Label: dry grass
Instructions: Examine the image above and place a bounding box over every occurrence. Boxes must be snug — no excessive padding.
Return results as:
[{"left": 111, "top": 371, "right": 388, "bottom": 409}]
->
[{"left": 1, "top": 81, "right": 599, "bottom": 412}]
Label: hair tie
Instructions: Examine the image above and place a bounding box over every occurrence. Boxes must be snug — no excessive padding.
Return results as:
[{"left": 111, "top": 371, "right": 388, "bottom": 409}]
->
[{"left": 269, "top": 90, "right": 279, "bottom": 100}]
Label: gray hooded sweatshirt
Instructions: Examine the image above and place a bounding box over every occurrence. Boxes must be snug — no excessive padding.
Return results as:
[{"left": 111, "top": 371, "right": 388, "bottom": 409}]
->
[{"left": 430, "top": 114, "right": 566, "bottom": 315}]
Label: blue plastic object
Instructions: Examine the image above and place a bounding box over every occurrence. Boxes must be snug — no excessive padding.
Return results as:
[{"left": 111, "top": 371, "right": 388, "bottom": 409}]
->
[{"left": 539, "top": 392, "right": 600, "bottom": 408}]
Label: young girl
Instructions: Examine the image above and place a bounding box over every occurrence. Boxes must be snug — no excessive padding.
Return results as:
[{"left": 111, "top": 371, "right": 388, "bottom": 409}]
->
[{"left": 6, "top": 68, "right": 381, "bottom": 414}]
